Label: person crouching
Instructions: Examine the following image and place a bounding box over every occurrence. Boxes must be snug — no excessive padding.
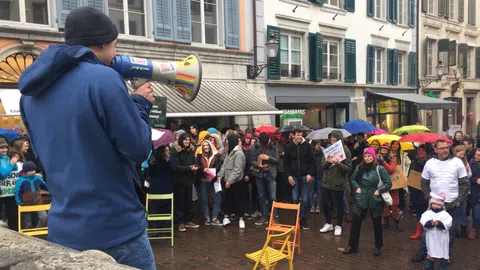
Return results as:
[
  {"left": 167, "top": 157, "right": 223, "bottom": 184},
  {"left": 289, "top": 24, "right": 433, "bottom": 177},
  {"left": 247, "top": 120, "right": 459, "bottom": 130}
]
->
[{"left": 14, "top": 162, "right": 48, "bottom": 228}]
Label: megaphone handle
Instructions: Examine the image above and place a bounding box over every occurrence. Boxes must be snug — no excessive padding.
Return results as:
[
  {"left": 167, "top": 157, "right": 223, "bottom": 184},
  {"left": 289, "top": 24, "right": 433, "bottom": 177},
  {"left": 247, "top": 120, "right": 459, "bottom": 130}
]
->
[{"left": 130, "top": 78, "right": 150, "bottom": 89}]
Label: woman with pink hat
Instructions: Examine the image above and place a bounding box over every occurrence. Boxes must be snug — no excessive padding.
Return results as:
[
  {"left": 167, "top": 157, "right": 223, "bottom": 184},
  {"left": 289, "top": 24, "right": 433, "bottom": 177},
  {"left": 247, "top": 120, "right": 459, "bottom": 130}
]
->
[{"left": 343, "top": 147, "right": 392, "bottom": 257}]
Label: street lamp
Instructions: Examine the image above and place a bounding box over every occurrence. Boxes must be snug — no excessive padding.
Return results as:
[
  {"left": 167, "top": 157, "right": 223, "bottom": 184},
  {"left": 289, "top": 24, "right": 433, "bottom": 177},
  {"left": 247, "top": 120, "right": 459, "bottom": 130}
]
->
[
  {"left": 247, "top": 34, "right": 280, "bottom": 79},
  {"left": 419, "top": 61, "right": 445, "bottom": 88}
]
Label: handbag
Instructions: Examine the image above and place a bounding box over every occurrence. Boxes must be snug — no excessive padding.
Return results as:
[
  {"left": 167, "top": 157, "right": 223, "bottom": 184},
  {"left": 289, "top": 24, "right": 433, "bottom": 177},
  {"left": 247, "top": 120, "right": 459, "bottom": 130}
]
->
[{"left": 376, "top": 166, "right": 393, "bottom": 206}]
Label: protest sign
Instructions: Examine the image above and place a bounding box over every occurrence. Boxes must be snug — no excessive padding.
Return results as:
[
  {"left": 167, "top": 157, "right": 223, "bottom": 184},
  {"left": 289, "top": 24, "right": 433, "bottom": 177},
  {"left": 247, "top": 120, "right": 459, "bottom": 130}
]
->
[{"left": 323, "top": 140, "right": 346, "bottom": 163}]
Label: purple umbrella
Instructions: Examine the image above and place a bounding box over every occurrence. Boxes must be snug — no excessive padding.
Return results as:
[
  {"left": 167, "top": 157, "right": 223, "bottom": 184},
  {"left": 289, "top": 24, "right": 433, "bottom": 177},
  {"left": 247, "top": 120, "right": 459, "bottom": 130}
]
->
[{"left": 152, "top": 128, "right": 175, "bottom": 148}]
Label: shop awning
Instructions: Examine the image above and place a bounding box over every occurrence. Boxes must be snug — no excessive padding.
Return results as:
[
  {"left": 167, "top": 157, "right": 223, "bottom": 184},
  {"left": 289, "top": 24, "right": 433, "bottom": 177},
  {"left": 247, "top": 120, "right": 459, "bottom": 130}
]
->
[
  {"left": 152, "top": 80, "right": 282, "bottom": 117},
  {"left": 367, "top": 90, "right": 458, "bottom": 110}
]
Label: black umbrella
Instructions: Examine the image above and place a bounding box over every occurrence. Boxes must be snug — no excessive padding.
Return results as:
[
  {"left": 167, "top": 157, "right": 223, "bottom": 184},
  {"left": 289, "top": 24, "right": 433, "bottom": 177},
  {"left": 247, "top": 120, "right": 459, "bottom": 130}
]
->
[{"left": 274, "top": 124, "right": 310, "bottom": 134}]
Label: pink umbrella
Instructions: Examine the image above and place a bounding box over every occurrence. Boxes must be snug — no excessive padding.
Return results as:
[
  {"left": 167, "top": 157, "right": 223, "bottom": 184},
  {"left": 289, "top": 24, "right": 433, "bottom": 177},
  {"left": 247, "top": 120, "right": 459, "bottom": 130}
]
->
[
  {"left": 152, "top": 128, "right": 175, "bottom": 148},
  {"left": 365, "top": 128, "right": 388, "bottom": 136}
]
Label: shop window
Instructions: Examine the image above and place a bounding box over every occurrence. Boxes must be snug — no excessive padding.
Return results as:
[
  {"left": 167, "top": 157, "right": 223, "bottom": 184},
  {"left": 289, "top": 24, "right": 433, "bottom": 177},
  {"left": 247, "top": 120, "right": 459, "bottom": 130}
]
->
[
  {"left": 443, "top": 97, "right": 462, "bottom": 131},
  {"left": 466, "top": 97, "right": 475, "bottom": 137},
  {"left": 280, "top": 34, "right": 302, "bottom": 78},
  {"left": 108, "top": 0, "right": 146, "bottom": 36}
]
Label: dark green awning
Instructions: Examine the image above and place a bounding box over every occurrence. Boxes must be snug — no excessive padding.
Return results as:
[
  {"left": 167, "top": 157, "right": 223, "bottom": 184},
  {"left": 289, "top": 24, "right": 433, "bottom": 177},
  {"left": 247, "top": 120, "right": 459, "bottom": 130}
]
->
[{"left": 367, "top": 90, "right": 457, "bottom": 110}]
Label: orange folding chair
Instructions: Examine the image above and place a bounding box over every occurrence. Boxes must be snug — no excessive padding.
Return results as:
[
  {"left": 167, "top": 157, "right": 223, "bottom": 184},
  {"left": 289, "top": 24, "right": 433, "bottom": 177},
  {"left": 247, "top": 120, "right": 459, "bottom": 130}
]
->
[{"left": 266, "top": 202, "right": 301, "bottom": 260}]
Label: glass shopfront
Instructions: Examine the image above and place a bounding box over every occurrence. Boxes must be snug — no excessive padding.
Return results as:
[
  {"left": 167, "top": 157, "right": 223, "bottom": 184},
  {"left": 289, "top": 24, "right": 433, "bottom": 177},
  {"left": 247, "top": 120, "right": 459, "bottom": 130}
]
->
[
  {"left": 366, "top": 97, "right": 417, "bottom": 133},
  {"left": 275, "top": 103, "right": 349, "bottom": 128}
]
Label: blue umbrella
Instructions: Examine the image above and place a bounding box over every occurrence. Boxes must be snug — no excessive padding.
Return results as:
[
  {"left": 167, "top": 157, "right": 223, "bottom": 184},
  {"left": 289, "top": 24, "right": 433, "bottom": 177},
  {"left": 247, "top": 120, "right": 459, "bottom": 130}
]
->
[
  {"left": 342, "top": 120, "right": 375, "bottom": 134},
  {"left": 0, "top": 128, "right": 19, "bottom": 142}
]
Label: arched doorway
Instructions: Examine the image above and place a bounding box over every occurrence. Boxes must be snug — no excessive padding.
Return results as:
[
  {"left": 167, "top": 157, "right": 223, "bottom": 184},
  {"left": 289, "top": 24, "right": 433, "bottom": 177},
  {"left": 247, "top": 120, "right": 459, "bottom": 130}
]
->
[{"left": 0, "top": 52, "right": 38, "bottom": 130}]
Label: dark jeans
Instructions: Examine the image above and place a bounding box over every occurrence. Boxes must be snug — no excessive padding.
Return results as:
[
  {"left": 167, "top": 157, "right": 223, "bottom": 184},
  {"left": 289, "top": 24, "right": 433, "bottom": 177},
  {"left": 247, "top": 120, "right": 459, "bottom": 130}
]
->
[
  {"left": 225, "top": 180, "right": 247, "bottom": 218},
  {"left": 322, "top": 188, "right": 344, "bottom": 226},
  {"left": 292, "top": 176, "right": 311, "bottom": 220},
  {"left": 348, "top": 208, "right": 383, "bottom": 249},
  {"left": 276, "top": 172, "right": 291, "bottom": 202},
  {"left": 410, "top": 187, "right": 428, "bottom": 222},
  {"left": 256, "top": 172, "right": 277, "bottom": 217},
  {"left": 418, "top": 206, "right": 460, "bottom": 256},
  {"left": 174, "top": 184, "right": 193, "bottom": 224},
  {"left": 472, "top": 201, "right": 480, "bottom": 230},
  {"left": 0, "top": 196, "right": 18, "bottom": 231}
]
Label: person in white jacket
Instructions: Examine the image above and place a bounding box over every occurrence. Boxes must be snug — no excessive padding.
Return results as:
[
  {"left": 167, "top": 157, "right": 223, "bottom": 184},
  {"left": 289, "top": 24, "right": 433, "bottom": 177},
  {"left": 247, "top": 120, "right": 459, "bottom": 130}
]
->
[{"left": 420, "top": 192, "right": 452, "bottom": 270}]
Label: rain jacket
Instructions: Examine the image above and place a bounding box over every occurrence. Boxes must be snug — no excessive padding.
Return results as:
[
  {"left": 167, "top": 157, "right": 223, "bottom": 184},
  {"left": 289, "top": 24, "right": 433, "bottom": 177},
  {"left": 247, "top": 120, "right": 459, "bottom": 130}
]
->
[
  {"left": 195, "top": 140, "right": 223, "bottom": 183},
  {"left": 18, "top": 45, "right": 152, "bottom": 250},
  {"left": 321, "top": 130, "right": 352, "bottom": 191},
  {"left": 0, "top": 154, "right": 17, "bottom": 180},
  {"left": 218, "top": 145, "right": 246, "bottom": 184},
  {"left": 14, "top": 174, "right": 48, "bottom": 206},
  {"left": 284, "top": 138, "right": 315, "bottom": 178},
  {"left": 250, "top": 142, "right": 280, "bottom": 179},
  {"left": 195, "top": 131, "right": 211, "bottom": 156},
  {"left": 171, "top": 137, "right": 196, "bottom": 187}
]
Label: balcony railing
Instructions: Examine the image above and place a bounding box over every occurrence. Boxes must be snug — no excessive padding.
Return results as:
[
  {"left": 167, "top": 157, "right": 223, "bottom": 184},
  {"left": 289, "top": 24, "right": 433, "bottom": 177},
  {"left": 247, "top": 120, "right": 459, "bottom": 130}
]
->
[
  {"left": 323, "top": 72, "right": 342, "bottom": 81},
  {"left": 281, "top": 69, "right": 304, "bottom": 79}
]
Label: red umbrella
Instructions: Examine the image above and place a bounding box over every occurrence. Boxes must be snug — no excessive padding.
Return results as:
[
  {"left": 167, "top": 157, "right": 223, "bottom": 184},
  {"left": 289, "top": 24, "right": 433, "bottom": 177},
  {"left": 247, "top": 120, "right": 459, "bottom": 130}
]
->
[
  {"left": 398, "top": 133, "right": 453, "bottom": 144},
  {"left": 152, "top": 128, "right": 175, "bottom": 148},
  {"left": 255, "top": 125, "right": 277, "bottom": 134}
]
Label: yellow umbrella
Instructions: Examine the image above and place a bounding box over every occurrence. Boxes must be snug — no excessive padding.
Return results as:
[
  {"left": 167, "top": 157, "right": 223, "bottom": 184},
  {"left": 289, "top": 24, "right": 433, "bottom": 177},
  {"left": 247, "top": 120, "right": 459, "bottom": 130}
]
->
[
  {"left": 366, "top": 134, "right": 414, "bottom": 151},
  {"left": 392, "top": 125, "right": 429, "bottom": 136}
]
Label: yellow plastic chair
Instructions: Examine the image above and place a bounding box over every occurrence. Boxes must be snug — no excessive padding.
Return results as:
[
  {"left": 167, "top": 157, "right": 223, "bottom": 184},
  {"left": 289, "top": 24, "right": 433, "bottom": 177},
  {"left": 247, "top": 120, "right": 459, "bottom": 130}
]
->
[
  {"left": 18, "top": 204, "right": 50, "bottom": 236},
  {"left": 146, "top": 193, "right": 174, "bottom": 246},
  {"left": 245, "top": 227, "right": 294, "bottom": 270}
]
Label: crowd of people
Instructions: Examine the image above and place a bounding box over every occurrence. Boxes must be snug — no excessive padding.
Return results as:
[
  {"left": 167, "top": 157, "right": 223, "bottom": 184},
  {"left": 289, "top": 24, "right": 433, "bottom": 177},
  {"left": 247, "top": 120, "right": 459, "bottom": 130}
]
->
[{"left": 143, "top": 123, "right": 478, "bottom": 269}]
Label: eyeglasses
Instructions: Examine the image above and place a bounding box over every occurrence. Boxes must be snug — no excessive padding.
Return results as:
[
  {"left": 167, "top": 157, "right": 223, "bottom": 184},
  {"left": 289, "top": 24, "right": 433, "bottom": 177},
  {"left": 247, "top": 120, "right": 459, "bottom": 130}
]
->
[{"left": 436, "top": 146, "right": 449, "bottom": 151}]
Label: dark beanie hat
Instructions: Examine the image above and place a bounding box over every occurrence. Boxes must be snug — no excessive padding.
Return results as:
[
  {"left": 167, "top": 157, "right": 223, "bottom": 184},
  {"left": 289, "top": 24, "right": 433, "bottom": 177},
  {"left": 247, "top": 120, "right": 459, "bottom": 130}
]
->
[
  {"left": 22, "top": 161, "right": 37, "bottom": 173},
  {"left": 0, "top": 137, "right": 8, "bottom": 148},
  {"left": 64, "top": 7, "right": 118, "bottom": 46},
  {"left": 227, "top": 134, "right": 239, "bottom": 153}
]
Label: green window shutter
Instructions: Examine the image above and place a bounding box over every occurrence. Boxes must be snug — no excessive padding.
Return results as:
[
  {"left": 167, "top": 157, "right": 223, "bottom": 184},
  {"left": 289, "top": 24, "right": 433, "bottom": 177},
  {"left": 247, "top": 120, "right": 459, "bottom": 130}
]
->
[
  {"left": 366, "top": 45, "right": 375, "bottom": 84},
  {"left": 475, "top": 47, "right": 480, "bottom": 78},
  {"left": 387, "top": 49, "right": 394, "bottom": 85},
  {"left": 267, "top": 25, "right": 281, "bottom": 80},
  {"left": 421, "top": 0, "right": 428, "bottom": 13},
  {"left": 345, "top": 0, "right": 355, "bottom": 12},
  {"left": 449, "top": 40, "right": 457, "bottom": 66},
  {"left": 408, "top": 52, "right": 417, "bottom": 86},
  {"left": 393, "top": 49, "right": 399, "bottom": 86},
  {"left": 408, "top": 0, "right": 415, "bottom": 27},
  {"left": 392, "top": 0, "right": 398, "bottom": 23},
  {"left": 367, "top": 0, "right": 374, "bottom": 17},
  {"left": 458, "top": 44, "right": 468, "bottom": 76},
  {"left": 344, "top": 39, "right": 356, "bottom": 83},
  {"left": 458, "top": 0, "right": 464, "bottom": 22},
  {"left": 309, "top": 33, "right": 323, "bottom": 82}
]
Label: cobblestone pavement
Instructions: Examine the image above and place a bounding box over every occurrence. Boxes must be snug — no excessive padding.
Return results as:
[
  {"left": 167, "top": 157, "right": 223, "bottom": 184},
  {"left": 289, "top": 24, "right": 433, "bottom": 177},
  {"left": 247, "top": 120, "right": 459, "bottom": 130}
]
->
[{"left": 151, "top": 204, "right": 480, "bottom": 270}]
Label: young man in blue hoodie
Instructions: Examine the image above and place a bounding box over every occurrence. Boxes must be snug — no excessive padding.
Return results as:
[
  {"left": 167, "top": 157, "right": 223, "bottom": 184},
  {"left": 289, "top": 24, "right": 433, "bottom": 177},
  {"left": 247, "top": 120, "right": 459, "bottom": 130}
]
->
[{"left": 18, "top": 6, "right": 155, "bottom": 270}]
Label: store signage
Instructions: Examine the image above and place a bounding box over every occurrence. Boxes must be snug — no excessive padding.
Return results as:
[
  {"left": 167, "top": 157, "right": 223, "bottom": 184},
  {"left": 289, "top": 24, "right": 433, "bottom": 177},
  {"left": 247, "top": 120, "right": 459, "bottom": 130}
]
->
[
  {"left": 379, "top": 100, "right": 399, "bottom": 113},
  {"left": 282, "top": 109, "right": 306, "bottom": 115},
  {"left": 0, "top": 89, "right": 21, "bottom": 116},
  {"left": 350, "top": 97, "right": 365, "bottom": 103}
]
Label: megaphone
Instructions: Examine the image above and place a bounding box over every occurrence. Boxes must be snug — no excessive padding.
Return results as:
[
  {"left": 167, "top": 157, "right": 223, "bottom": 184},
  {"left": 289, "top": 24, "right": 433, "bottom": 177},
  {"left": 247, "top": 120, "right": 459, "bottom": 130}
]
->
[{"left": 111, "top": 54, "right": 202, "bottom": 102}]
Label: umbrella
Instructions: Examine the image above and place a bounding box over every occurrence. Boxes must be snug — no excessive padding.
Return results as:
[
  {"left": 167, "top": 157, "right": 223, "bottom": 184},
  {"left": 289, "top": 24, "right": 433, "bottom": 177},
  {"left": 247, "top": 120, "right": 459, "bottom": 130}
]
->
[
  {"left": 255, "top": 125, "right": 277, "bottom": 134},
  {"left": 0, "top": 128, "right": 19, "bottom": 142},
  {"left": 152, "top": 128, "right": 175, "bottom": 148},
  {"left": 342, "top": 120, "right": 376, "bottom": 134},
  {"left": 274, "top": 124, "right": 310, "bottom": 134},
  {"left": 392, "top": 125, "right": 430, "bottom": 136},
  {"left": 365, "top": 128, "right": 388, "bottom": 136},
  {"left": 367, "top": 134, "right": 414, "bottom": 151},
  {"left": 398, "top": 133, "right": 453, "bottom": 144},
  {"left": 306, "top": 128, "right": 351, "bottom": 140}
]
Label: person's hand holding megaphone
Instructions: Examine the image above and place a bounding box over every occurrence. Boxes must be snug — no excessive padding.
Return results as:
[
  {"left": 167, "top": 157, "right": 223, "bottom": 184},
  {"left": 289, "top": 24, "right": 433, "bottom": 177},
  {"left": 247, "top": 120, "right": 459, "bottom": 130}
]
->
[{"left": 130, "top": 82, "right": 155, "bottom": 104}]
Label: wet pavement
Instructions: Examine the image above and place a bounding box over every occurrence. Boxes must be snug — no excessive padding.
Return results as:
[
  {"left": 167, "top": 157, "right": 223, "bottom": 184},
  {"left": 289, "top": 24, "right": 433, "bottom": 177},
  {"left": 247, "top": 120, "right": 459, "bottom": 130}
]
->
[{"left": 150, "top": 204, "right": 480, "bottom": 270}]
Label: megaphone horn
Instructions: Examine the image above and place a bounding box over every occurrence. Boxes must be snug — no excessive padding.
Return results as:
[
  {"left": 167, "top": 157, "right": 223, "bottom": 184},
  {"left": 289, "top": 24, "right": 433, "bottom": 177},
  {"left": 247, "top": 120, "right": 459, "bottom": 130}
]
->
[{"left": 111, "top": 54, "right": 202, "bottom": 102}]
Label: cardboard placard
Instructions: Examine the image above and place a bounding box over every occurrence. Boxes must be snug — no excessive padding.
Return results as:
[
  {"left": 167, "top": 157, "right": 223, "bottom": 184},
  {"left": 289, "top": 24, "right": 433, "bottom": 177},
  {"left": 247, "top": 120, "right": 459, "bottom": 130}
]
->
[
  {"left": 391, "top": 165, "right": 407, "bottom": 190},
  {"left": 149, "top": 96, "right": 167, "bottom": 128},
  {"left": 407, "top": 170, "right": 422, "bottom": 190}
]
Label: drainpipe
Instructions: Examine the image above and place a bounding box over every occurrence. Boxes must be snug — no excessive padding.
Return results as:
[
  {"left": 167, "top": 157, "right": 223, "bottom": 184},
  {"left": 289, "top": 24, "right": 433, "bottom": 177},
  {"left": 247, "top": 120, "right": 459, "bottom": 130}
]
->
[
  {"left": 252, "top": 0, "right": 258, "bottom": 68},
  {"left": 415, "top": 0, "right": 420, "bottom": 124}
]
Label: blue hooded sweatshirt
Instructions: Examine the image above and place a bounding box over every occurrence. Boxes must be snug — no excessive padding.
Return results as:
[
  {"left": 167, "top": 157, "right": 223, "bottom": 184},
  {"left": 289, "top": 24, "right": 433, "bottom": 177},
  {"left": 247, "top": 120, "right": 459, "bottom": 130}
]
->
[{"left": 18, "top": 45, "right": 152, "bottom": 250}]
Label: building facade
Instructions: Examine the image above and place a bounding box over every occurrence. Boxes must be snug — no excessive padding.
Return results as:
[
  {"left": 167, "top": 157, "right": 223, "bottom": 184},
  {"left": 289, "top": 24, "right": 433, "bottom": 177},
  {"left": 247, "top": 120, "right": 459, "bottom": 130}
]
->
[
  {"left": 0, "top": 0, "right": 280, "bottom": 131},
  {"left": 418, "top": 0, "right": 480, "bottom": 136}
]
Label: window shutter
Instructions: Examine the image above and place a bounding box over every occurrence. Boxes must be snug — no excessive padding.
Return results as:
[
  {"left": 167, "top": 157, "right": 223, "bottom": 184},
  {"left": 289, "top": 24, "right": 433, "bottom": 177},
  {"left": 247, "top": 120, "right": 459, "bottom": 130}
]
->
[
  {"left": 449, "top": 40, "right": 457, "bottom": 66},
  {"left": 421, "top": 0, "right": 428, "bottom": 13},
  {"left": 445, "top": 0, "right": 450, "bottom": 19},
  {"left": 317, "top": 0, "right": 324, "bottom": 4},
  {"left": 153, "top": 0, "right": 174, "bottom": 41},
  {"left": 408, "top": 52, "right": 417, "bottom": 86},
  {"left": 57, "top": 0, "right": 81, "bottom": 28},
  {"left": 85, "top": 0, "right": 108, "bottom": 14},
  {"left": 225, "top": 0, "right": 240, "bottom": 48},
  {"left": 458, "top": 44, "right": 468, "bottom": 76},
  {"left": 475, "top": 47, "right": 480, "bottom": 78},
  {"left": 173, "top": 0, "right": 192, "bottom": 43},
  {"left": 392, "top": 0, "right": 398, "bottom": 23},
  {"left": 468, "top": 0, "right": 476, "bottom": 25},
  {"left": 408, "top": 0, "right": 415, "bottom": 27},
  {"left": 308, "top": 33, "right": 323, "bottom": 82},
  {"left": 345, "top": 0, "right": 355, "bottom": 12},
  {"left": 367, "top": 0, "right": 374, "bottom": 17},
  {"left": 393, "top": 49, "right": 399, "bottom": 86},
  {"left": 423, "top": 38, "right": 429, "bottom": 76},
  {"left": 344, "top": 39, "right": 356, "bottom": 83},
  {"left": 438, "top": 0, "right": 446, "bottom": 16},
  {"left": 267, "top": 25, "right": 281, "bottom": 80},
  {"left": 387, "top": 49, "right": 394, "bottom": 85},
  {"left": 458, "top": 0, "right": 464, "bottom": 22},
  {"left": 366, "top": 45, "right": 375, "bottom": 84}
]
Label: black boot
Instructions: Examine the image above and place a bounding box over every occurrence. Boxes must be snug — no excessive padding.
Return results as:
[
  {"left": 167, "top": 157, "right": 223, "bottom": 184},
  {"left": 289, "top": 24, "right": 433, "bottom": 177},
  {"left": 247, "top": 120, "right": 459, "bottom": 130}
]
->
[
  {"left": 394, "top": 219, "right": 402, "bottom": 232},
  {"left": 343, "top": 246, "right": 358, "bottom": 254},
  {"left": 374, "top": 247, "right": 381, "bottom": 256},
  {"left": 383, "top": 217, "right": 390, "bottom": 228},
  {"left": 411, "top": 252, "right": 426, "bottom": 263},
  {"left": 461, "top": 225, "right": 468, "bottom": 238}
]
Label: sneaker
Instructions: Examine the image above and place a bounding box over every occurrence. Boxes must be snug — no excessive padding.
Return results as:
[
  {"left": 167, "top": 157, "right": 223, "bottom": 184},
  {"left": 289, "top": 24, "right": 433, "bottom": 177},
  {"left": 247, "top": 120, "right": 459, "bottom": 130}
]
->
[
  {"left": 334, "top": 225, "right": 342, "bottom": 236},
  {"left": 185, "top": 221, "right": 200, "bottom": 228},
  {"left": 251, "top": 211, "right": 261, "bottom": 218},
  {"left": 230, "top": 213, "right": 237, "bottom": 220},
  {"left": 315, "top": 206, "right": 321, "bottom": 214},
  {"left": 239, "top": 219, "right": 245, "bottom": 229},
  {"left": 178, "top": 224, "right": 186, "bottom": 232},
  {"left": 411, "top": 252, "right": 426, "bottom": 263},
  {"left": 211, "top": 219, "right": 223, "bottom": 226},
  {"left": 310, "top": 207, "right": 315, "bottom": 214},
  {"left": 244, "top": 213, "right": 253, "bottom": 220},
  {"left": 223, "top": 217, "right": 231, "bottom": 226},
  {"left": 320, "top": 223, "right": 334, "bottom": 233},
  {"left": 205, "top": 217, "right": 212, "bottom": 226},
  {"left": 301, "top": 219, "right": 310, "bottom": 230},
  {"left": 255, "top": 217, "right": 268, "bottom": 226},
  {"left": 424, "top": 259, "right": 434, "bottom": 270}
]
